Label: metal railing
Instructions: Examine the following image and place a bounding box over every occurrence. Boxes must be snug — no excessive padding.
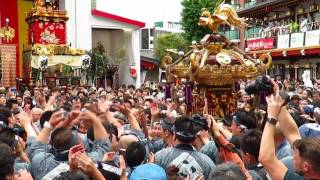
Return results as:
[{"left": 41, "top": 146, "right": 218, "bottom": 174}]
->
[
  {"left": 220, "top": 30, "right": 240, "bottom": 40},
  {"left": 231, "top": 4, "right": 240, "bottom": 10},
  {"left": 245, "top": 21, "right": 320, "bottom": 50},
  {"left": 244, "top": 1, "right": 257, "bottom": 8},
  {"left": 246, "top": 21, "right": 320, "bottom": 40}
]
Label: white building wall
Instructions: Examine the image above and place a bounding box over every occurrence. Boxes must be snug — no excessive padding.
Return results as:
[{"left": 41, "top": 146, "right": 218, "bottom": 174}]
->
[
  {"left": 64, "top": 0, "right": 183, "bottom": 87},
  {"left": 95, "top": 0, "right": 183, "bottom": 27},
  {"left": 62, "top": 0, "right": 92, "bottom": 51},
  {"left": 91, "top": 16, "right": 137, "bottom": 30}
]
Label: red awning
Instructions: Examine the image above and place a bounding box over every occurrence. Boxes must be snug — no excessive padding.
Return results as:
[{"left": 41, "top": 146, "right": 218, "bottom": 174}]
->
[
  {"left": 141, "top": 59, "right": 157, "bottom": 70},
  {"left": 247, "top": 46, "right": 320, "bottom": 58},
  {"left": 91, "top": 9, "right": 145, "bottom": 28}
]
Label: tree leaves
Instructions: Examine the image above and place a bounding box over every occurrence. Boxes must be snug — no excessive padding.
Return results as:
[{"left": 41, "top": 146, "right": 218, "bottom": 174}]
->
[
  {"left": 87, "top": 42, "right": 127, "bottom": 79},
  {"left": 181, "top": 0, "right": 217, "bottom": 42},
  {"left": 154, "top": 33, "right": 188, "bottom": 61}
]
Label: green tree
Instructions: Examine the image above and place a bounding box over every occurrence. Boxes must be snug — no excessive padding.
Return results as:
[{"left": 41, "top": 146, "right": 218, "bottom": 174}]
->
[
  {"left": 87, "top": 42, "right": 127, "bottom": 85},
  {"left": 154, "top": 33, "right": 188, "bottom": 61},
  {"left": 87, "top": 42, "right": 108, "bottom": 79},
  {"left": 181, "top": 0, "right": 218, "bottom": 42}
]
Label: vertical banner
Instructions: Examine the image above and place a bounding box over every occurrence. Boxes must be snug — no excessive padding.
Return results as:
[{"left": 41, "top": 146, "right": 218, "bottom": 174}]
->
[
  {"left": 277, "top": 34, "right": 290, "bottom": 48},
  {"left": 114, "top": 72, "right": 119, "bottom": 88},
  {"left": 305, "top": 30, "right": 320, "bottom": 46},
  {"left": 290, "top": 33, "right": 304, "bottom": 48},
  {"left": 141, "top": 70, "right": 147, "bottom": 83},
  {"left": 0, "top": 45, "right": 17, "bottom": 87}
]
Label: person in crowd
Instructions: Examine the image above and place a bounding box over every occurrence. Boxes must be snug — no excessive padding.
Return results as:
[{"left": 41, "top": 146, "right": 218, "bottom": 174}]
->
[
  {"left": 130, "top": 163, "right": 167, "bottom": 180},
  {"left": 0, "top": 93, "right": 7, "bottom": 107},
  {"left": 299, "top": 107, "right": 320, "bottom": 138},
  {"left": 155, "top": 116, "right": 215, "bottom": 178},
  {"left": 230, "top": 110, "right": 257, "bottom": 149},
  {"left": 0, "top": 107, "right": 16, "bottom": 128},
  {"left": 274, "top": 124, "right": 293, "bottom": 160},
  {"left": 6, "top": 99, "right": 20, "bottom": 113},
  {"left": 152, "top": 119, "right": 174, "bottom": 153},
  {"left": 3, "top": 73, "right": 320, "bottom": 180},
  {"left": 240, "top": 129, "right": 267, "bottom": 180},
  {"left": 259, "top": 80, "right": 320, "bottom": 180},
  {"left": 0, "top": 142, "right": 16, "bottom": 180},
  {"left": 302, "top": 89, "right": 313, "bottom": 103},
  {"left": 0, "top": 129, "right": 30, "bottom": 171},
  {"left": 31, "top": 108, "right": 43, "bottom": 132},
  {"left": 191, "top": 114, "right": 219, "bottom": 164},
  {"left": 209, "top": 163, "right": 247, "bottom": 180},
  {"left": 23, "top": 110, "right": 110, "bottom": 179},
  {"left": 124, "top": 141, "right": 147, "bottom": 173}
]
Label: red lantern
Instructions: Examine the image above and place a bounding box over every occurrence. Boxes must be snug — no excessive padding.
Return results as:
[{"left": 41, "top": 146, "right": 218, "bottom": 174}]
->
[{"left": 130, "top": 64, "right": 137, "bottom": 78}]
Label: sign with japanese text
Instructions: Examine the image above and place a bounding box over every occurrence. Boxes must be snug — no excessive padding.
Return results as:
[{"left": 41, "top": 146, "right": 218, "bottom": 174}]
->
[
  {"left": 290, "top": 33, "right": 304, "bottom": 48},
  {"left": 277, "top": 34, "right": 290, "bottom": 48},
  {"left": 247, "top": 38, "right": 274, "bottom": 51},
  {"left": 305, "top": 30, "right": 320, "bottom": 46}
]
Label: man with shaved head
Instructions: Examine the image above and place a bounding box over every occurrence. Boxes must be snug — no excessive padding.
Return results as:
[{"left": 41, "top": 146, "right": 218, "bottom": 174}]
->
[{"left": 31, "top": 108, "right": 43, "bottom": 132}]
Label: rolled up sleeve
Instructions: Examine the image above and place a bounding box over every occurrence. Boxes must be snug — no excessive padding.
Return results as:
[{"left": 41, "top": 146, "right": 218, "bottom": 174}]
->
[
  {"left": 26, "top": 137, "right": 50, "bottom": 160},
  {"left": 88, "top": 139, "right": 111, "bottom": 162}
]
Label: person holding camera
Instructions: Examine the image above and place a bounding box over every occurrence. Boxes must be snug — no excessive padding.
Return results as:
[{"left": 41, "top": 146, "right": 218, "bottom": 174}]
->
[
  {"left": 24, "top": 109, "right": 111, "bottom": 179},
  {"left": 259, "top": 79, "right": 320, "bottom": 180}
]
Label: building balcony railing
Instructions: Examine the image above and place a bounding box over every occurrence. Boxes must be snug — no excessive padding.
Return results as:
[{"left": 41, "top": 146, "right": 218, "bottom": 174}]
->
[
  {"left": 244, "top": 0, "right": 258, "bottom": 8},
  {"left": 220, "top": 30, "right": 240, "bottom": 40},
  {"left": 231, "top": 4, "right": 240, "bottom": 11},
  {"left": 246, "top": 27, "right": 262, "bottom": 39},
  {"left": 245, "top": 22, "right": 320, "bottom": 51}
]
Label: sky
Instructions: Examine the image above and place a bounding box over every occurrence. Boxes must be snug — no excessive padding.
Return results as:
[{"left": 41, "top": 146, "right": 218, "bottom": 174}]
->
[{"left": 96, "top": 0, "right": 183, "bottom": 27}]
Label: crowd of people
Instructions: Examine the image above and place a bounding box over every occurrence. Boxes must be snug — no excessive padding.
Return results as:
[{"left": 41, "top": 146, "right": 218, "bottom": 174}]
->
[{"left": 0, "top": 77, "right": 320, "bottom": 180}]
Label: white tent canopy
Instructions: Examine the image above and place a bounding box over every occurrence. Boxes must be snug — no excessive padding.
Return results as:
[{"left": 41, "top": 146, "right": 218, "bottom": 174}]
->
[{"left": 31, "top": 55, "right": 88, "bottom": 69}]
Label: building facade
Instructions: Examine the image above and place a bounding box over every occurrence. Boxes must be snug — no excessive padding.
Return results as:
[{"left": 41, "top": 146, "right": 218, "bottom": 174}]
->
[
  {"left": 0, "top": 0, "right": 146, "bottom": 88},
  {"left": 226, "top": 0, "right": 320, "bottom": 80}
]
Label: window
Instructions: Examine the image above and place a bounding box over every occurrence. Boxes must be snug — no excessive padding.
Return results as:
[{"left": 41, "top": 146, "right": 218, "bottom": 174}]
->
[
  {"left": 91, "top": 0, "right": 97, "bottom": 9},
  {"left": 150, "top": 28, "right": 154, "bottom": 37},
  {"left": 141, "top": 29, "right": 149, "bottom": 49}
]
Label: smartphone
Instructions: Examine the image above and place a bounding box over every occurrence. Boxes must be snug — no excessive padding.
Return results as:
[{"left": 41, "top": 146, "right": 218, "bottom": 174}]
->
[
  {"left": 179, "top": 97, "right": 185, "bottom": 102},
  {"left": 10, "top": 88, "right": 17, "bottom": 93},
  {"left": 279, "top": 90, "right": 290, "bottom": 106},
  {"left": 70, "top": 144, "right": 85, "bottom": 154},
  {"left": 62, "top": 111, "right": 69, "bottom": 119}
]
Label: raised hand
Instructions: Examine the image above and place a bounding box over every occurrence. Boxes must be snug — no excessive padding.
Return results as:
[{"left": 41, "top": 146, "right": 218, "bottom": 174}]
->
[
  {"left": 119, "top": 155, "right": 128, "bottom": 180},
  {"left": 14, "top": 170, "right": 34, "bottom": 180},
  {"left": 150, "top": 102, "right": 160, "bottom": 117},
  {"left": 148, "top": 152, "right": 155, "bottom": 163},
  {"left": 103, "top": 151, "right": 116, "bottom": 162},
  {"left": 48, "top": 110, "right": 64, "bottom": 128},
  {"left": 266, "top": 79, "right": 284, "bottom": 119},
  {"left": 76, "top": 153, "right": 97, "bottom": 175},
  {"left": 198, "top": 130, "right": 210, "bottom": 145},
  {"left": 18, "top": 112, "right": 32, "bottom": 129},
  {"left": 113, "top": 104, "right": 131, "bottom": 117},
  {"left": 98, "top": 99, "right": 112, "bottom": 112}
]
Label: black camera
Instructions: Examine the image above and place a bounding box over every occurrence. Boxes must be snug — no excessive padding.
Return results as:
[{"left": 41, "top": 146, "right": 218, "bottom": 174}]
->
[
  {"left": 245, "top": 76, "right": 290, "bottom": 106},
  {"left": 245, "top": 76, "right": 273, "bottom": 95}
]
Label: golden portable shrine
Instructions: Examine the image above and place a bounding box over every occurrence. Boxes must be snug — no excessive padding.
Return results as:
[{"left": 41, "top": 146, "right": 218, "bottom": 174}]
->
[
  {"left": 22, "top": 0, "right": 89, "bottom": 89},
  {"left": 162, "top": 2, "right": 272, "bottom": 118}
]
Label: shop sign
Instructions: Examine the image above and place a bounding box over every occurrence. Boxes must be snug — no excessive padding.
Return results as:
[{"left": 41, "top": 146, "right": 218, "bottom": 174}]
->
[
  {"left": 247, "top": 38, "right": 274, "bottom": 51},
  {"left": 290, "top": 33, "right": 304, "bottom": 48},
  {"left": 277, "top": 34, "right": 290, "bottom": 48},
  {"left": 305, "top": 30, "right": 320, "bottom": 46},
  {"left": 154, "top": 21, "right": 163, "bottom": 28}
]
